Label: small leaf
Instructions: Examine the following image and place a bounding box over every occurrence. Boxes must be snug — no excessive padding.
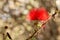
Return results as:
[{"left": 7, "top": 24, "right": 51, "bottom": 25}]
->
[{"left": 31, "top": 37, "right": 37, "bottom": 40}]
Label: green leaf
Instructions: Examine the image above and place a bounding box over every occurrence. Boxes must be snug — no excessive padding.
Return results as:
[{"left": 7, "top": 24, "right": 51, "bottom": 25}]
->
[{"left": 31, "top": 37, "right": 37, "bottom": 40}]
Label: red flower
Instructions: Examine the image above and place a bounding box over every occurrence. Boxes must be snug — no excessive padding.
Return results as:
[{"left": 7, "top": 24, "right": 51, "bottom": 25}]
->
[{"left": 26, "top": 7, "right": 50, "bottom": 22}]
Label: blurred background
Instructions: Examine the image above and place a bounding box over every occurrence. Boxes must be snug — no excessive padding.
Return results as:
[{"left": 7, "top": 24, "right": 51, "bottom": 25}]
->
[{"left": 0, "top": 0, "right": 60, "bottom": 40}]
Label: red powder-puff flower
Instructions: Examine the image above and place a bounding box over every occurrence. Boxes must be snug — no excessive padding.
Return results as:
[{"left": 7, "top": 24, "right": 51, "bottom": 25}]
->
[{"left": 26, "top": 7, "right": 50, "bottom": 22}]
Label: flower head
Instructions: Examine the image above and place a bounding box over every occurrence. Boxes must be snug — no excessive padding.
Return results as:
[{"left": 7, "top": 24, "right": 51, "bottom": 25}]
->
[{"left": 26, "top": 7, "right": 50, "bottom": 22}]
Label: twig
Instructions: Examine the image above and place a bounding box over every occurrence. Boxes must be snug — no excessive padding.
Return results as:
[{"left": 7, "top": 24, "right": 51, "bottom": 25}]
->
[
  {"left": 26, "top": 21, "right": 47, "bottom": 40},
  {"left": 7, "top": 32, "right": 12, "bottom": 40}
]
